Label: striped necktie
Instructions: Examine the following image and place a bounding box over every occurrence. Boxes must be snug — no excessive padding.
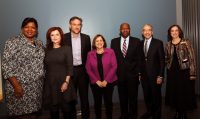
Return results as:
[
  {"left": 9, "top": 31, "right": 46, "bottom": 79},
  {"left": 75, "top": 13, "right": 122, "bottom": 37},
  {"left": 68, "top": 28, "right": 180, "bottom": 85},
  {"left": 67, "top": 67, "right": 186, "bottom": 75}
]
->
[{"left": 122, "top": 39, "right": 127, "bottom": 57}]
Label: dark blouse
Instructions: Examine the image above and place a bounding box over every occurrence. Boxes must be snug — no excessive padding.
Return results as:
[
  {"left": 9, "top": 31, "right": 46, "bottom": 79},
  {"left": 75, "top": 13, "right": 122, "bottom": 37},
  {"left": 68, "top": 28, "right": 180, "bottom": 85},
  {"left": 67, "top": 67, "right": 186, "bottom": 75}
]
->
[{"left": 96, "top": 53, "right": 104, "bottom": 81}]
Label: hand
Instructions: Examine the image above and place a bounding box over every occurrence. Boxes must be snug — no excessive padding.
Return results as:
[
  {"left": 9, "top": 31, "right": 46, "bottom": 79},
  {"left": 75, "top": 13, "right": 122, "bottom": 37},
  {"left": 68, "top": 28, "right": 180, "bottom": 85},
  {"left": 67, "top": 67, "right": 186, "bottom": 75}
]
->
[
  {"left": 61, "top": 82, "right": 68, "bottom": 92},
  {"left": 96, "top": 80, "right": 103, "bottom": 88},
  {"left": 13, "top": 83, "right": 24, "bottom": 99},
  {"left": 8, "top": 77, "right": 24, "bottom": 99},
  {"left": 156, "top": 77, "right": 163, "bottom": 85},
  {"left": 101, "top": 80, "right": 108, "bottom": 87},
  {"left": 190, "top": 76, "right": 196, "bottom": 80}
]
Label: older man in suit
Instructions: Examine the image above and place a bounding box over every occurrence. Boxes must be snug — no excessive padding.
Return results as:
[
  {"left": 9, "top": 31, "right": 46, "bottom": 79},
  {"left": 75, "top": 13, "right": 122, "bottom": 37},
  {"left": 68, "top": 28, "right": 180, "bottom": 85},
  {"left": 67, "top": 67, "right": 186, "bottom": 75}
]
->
[
  {"left": 63, "top": 16, "right": 91, "bottom": 119},
  {"left": 140, "top": 24, "right": 165, "bottom": 119},
  {"left": 111, "top": 23, "right": 141, "bottom": 119}
]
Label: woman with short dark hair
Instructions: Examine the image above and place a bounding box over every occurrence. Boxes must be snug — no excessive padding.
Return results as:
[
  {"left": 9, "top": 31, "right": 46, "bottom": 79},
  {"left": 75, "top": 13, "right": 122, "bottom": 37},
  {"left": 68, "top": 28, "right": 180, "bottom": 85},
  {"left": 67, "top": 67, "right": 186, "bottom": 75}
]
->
[{"left": 2, "top": 17, "right": 45, "bottom": 119}]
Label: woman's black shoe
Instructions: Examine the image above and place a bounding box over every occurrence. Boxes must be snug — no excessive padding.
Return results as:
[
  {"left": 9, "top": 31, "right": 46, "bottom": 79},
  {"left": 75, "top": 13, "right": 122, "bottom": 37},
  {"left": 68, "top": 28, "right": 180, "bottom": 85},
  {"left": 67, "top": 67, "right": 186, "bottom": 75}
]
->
[
  {"left": 180, "top": 113, "right": 187, "bottom": 119},
  {"left": 173, "top": 111, "right": 180, "bottom": 119}
]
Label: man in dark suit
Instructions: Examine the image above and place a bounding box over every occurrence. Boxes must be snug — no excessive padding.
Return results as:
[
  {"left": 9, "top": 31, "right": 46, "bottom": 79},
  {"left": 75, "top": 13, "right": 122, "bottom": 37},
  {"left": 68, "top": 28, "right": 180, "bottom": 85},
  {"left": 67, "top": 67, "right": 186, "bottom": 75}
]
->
[
  {"left": 111, "top": 23, "right": 141, "bottom": 119},
  {"left": 140, "top": 24, "right": 165, "bottom": 119},
  {"left": 63, "top": 16, "right": 91, "bottom": 119}
]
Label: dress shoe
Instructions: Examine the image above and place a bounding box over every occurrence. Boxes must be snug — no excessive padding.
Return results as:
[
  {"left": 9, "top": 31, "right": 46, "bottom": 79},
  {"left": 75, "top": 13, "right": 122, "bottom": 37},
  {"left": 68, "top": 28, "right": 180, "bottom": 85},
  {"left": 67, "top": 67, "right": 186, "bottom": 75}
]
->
[
  {"left": 140, "top": 112, "right": 152, "bottom": 119},
  {"left": 180, "top": 112, "right": 187, "bottom": 119},
  {"left": 173, "top": 111, "right": 179, "bottom": 119}
]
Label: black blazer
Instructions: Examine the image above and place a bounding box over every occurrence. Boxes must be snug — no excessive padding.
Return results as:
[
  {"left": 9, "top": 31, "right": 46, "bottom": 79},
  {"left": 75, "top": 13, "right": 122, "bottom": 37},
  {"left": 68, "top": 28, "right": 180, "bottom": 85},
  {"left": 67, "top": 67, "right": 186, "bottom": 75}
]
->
[
  {"left": 111, "top": 36, "right": 141, "bottom": 80},
  {"left": 63, "top": 32, "right": 91, "bottom": 65},
  {"left": 140, "top": 38, "right": 165, "bottom": 78}
]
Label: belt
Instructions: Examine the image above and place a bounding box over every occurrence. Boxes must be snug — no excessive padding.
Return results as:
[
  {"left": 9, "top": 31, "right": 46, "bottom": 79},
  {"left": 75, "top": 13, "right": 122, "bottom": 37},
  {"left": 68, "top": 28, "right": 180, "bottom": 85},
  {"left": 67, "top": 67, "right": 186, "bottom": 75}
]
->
[{"left": 74, "top": 64, "right": 83, "bottom": 68}]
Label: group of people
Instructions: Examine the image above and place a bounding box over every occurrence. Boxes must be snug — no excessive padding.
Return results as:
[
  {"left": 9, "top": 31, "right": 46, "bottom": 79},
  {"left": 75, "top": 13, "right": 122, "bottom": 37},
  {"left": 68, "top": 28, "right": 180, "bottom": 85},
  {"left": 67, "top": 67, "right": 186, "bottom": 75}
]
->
[{"left": 1, "top": 16, "right": 197, "bottom": 119}]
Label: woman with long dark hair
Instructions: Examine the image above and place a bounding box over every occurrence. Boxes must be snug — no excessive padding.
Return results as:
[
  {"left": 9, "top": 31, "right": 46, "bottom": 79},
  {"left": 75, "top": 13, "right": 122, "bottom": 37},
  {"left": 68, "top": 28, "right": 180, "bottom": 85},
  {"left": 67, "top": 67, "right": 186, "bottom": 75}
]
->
[{"left": 165, "top": 24, "right": 197, "bottom": 119}]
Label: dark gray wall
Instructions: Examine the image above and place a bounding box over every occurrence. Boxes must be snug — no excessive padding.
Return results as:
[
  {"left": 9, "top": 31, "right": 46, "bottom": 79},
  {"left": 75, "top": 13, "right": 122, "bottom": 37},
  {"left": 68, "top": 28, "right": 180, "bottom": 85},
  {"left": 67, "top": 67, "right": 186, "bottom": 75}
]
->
[{"left": 0, "top": 0, "right": 176, "bottom": 117}]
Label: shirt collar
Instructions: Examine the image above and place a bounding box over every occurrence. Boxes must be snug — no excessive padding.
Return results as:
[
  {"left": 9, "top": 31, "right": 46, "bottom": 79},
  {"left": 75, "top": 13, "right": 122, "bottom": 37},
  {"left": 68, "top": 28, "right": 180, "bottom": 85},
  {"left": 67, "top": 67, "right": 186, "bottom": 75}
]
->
[{"left": 71, "top": 33, "right": 80, "bottom": 38}]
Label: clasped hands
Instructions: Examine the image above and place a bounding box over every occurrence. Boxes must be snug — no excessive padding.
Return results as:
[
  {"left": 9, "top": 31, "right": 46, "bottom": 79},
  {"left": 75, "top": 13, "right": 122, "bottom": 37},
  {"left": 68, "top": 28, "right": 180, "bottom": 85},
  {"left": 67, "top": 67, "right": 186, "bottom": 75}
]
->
[{"left": 96, "top": 80, "right": 108, "bottom": 88}]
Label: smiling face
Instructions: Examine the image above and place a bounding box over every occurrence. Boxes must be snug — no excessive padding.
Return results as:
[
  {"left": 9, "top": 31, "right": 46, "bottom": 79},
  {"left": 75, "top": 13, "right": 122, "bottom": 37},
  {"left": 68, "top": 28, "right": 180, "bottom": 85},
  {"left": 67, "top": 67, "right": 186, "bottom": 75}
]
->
[
  {"left": 170, "top": 26, "right": 180, "bottom": 39},
  {"left": 21, "top": 22, "right": 37, "bottom": 40},
  {"left": 142, "top": 24, "right": 153, "bottom": 39},
  {"left": 120, "top": 23, "right": 130, "bottom": 38},
  {"left": 95, "top": 36, "right": 104, "bottom": 50},
  {"left": 50, "top": 30, "right": 61, "bottom": 45}
]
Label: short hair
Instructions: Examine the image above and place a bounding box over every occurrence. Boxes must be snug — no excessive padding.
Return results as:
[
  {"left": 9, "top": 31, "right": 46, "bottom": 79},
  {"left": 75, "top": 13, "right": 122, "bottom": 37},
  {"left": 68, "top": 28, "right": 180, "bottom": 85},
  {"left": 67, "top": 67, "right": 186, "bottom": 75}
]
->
[
  {"left": 69, "top": 16, "right": 83, "bottom": 24},
  {"left": 142, "top": 24, "right": 153, "bottom": 39},
  {"left": 92, "top": 34, "right": 107, "bottom": 50},
  {"left": 46, "top": 27, "right": 64, "bottom": 50},
  {"left": 167, "top": 24, "right": 184, "bottom": 41},
  {"left": 21, "top": 17, "right": 38, "bottom": 29}
]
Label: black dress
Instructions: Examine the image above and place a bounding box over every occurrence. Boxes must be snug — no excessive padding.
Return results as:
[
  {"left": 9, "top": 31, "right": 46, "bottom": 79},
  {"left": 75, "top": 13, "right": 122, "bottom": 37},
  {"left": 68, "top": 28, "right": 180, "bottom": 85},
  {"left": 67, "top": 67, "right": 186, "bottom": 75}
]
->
[
  {"left": 165, "top": 44, "right": 196, "bottom": 111},
  {"left": 43, "top": 46, "right": 76, "bottom": 108}
]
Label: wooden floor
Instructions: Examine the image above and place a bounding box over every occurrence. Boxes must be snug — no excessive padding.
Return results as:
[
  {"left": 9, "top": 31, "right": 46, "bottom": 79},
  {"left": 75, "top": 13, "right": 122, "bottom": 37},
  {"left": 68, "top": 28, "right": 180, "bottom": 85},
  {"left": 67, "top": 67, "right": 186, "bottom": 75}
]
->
[{"left": 1, "top": 98, "right": 200, "bottom": 119}]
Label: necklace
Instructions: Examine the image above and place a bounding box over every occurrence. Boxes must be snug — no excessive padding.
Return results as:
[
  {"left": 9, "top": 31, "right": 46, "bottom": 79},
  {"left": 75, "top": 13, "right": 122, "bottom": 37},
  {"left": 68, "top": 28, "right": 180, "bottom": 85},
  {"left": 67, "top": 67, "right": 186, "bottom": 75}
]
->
[{"left": 96, "top": 49, "right": 104, "bottom": 54}]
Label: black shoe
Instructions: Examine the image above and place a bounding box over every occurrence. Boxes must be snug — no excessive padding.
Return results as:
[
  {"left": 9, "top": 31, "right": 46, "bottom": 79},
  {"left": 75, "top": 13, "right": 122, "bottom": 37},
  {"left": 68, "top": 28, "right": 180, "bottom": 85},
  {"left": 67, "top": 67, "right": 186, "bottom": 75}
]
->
[
  {"left": 140, "top": 112, "right": 152, "bottom": 119},
  {"left": 173, "top": 111, "right": 179, "bottom": 119},
  {"left": 180, "top": 113, "right": 187, "bottom": 119}
]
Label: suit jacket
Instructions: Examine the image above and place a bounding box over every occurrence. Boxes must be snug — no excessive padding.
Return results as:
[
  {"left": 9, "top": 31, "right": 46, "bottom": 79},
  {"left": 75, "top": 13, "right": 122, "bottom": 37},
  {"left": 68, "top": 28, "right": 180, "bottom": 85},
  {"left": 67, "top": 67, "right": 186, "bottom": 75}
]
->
[
  {"left": 85, "top": 48, "right": 118, "bottom": 84},
  {"left": 63, "top": 32, "right": 91, "bottom": 65},
  {"left": 111, "top": 36, "right": 141, "bottom": 80},
  {"left": 140, "top": 38, "right": 165, "bottom": 79}
]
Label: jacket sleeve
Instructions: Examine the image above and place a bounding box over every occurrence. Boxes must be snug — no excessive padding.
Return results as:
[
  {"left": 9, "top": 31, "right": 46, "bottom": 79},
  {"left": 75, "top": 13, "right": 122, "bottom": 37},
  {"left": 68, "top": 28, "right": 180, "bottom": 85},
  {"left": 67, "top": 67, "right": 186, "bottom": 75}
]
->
[
  {"left": 158, "top": 41, "right": 165, "bottom": 77},
  {"left": 2, "top": 39, "right": 18, "bottom": 79},
  {"left": 104, "top": 50, "right": 117, "bottom": 83},
  {"left": 85, "top": 52, "right": 98, "bottom": 84},
  {"left": 186, "top": 40, "right": 196, "bottom": 76}
]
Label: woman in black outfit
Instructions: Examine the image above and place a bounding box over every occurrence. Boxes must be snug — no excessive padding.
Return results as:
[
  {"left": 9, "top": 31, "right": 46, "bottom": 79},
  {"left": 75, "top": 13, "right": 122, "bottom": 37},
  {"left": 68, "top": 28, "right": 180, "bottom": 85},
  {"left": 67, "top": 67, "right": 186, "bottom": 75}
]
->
[
  {"left": 165, "top": 25, "right": 197, "bottom": 119},
  {"left": 43, "top": 27, "right": 76, "bottom": 119}
]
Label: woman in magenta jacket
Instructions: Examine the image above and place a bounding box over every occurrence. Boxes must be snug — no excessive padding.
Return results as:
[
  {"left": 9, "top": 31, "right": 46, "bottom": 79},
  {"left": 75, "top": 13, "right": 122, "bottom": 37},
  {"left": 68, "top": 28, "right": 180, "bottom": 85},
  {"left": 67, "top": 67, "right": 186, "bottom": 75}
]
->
[{"left": 86, "top": 34, "right": 117, "bottom": 119}]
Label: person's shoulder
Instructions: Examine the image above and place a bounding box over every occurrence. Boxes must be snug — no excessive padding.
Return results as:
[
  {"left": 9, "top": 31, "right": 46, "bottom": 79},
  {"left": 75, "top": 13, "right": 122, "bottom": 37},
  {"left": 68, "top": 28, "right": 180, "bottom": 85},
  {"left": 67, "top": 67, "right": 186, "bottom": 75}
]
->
[
  {"left": 130, "top": 36, "right": 140, "bottom": 41},
  {"left": 80, "top": 33, "right": 90, "bottom": 38},
  {"left": 62, "top": 45, "right": 71, "bottom": 50},
  {"left": 129, "top": 36, "right": 141, "bottom": 44},
  {"left": 152, "top": 37, "right": 161, "bottom": 41},
  {"left": 80, "top": 33, "right": 90, "bottom": 36},
  {"left": 87, "top": 50, "right": 96, "bottom": 56},
  {"left": 35, "top": 39, "right": 43, "bottom": 45},
  {"left": 64, "top": 32, "right": 70, "bottom": 36},
  {"left": 6, "top": 35, "right": 21, "bottom": 44},
  {"left": 63, "top": 32, "right": 71, "bottom": 39},
  {"left": 152, "top": 38, "right": 163, "bottom": 43},
  {"left": 104, "top": 48, "right": 114, "bottom": 52},
  {"left": 111, "top": 37, "right": 120, "bottom": 42}
]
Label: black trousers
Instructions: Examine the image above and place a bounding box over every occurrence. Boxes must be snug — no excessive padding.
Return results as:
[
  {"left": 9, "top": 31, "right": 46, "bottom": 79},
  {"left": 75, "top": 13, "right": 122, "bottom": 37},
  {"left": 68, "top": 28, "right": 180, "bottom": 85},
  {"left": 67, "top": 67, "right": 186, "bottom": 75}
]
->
[
  {"left": 118, "top": 77, "right": 139, "bottom": 119},
  {"left": 73, "top": 66, "right": 90, "bottom": 119},
  {"left": 50, "top": 101, "right": 76, "bottom": 119},
  {"left": 91, "top": 84, "right": 114, "bottom": 119},
  {"left": 141, "top": 76, "right": 162, "bottom": 119}
]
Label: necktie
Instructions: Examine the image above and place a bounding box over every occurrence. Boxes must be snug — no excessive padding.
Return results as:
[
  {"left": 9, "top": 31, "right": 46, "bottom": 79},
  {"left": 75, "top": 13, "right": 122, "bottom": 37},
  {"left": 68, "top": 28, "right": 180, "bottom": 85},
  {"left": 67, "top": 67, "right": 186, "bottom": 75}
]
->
[
  {"left": 122, "top": 39, "right": 127, "bottom": 57},
  {"left": 144, "top": 40, "right": 148, "bottom": 57}
]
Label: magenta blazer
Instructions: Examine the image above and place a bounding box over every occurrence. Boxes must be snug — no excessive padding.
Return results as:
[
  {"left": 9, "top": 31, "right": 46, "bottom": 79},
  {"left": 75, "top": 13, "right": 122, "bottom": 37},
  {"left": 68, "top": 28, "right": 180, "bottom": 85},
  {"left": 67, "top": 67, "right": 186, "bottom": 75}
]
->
[{"left": 86, "top": 48, "right": 118, "bottom": 84}]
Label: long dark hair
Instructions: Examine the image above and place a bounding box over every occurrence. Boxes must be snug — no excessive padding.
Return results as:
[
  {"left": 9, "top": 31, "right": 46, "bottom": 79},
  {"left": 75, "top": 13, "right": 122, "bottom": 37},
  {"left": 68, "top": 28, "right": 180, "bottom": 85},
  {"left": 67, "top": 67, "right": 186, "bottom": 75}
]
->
[
  {"left": 167, "top": 24, "right": 184, "bottom": 41},
  {"left": 46, "top": 27, "right": 64, "bottom": 50}
]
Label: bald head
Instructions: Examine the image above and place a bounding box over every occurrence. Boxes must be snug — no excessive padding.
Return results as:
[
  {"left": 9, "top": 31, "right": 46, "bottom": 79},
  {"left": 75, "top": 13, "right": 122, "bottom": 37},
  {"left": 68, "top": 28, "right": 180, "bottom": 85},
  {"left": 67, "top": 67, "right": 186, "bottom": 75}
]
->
[{"left": 120, "top": 23, "right": 131, "bottom": 38}]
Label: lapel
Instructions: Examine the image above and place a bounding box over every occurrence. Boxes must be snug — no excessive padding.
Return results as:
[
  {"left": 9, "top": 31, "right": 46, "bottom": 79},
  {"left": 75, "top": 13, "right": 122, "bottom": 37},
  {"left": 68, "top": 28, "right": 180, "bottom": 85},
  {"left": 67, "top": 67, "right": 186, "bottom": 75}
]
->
[
  {"left": 80, "top": 33, "right": 84, "bottom": 52},
  {"left": 117, "top": 37, "right": 125, "bottom": 58},
  {"left": 146, "top": 38, "right": 154, "bottom": 57},
  {"left": 125, "top": 38, "right": 132, "bottom": 57}
]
